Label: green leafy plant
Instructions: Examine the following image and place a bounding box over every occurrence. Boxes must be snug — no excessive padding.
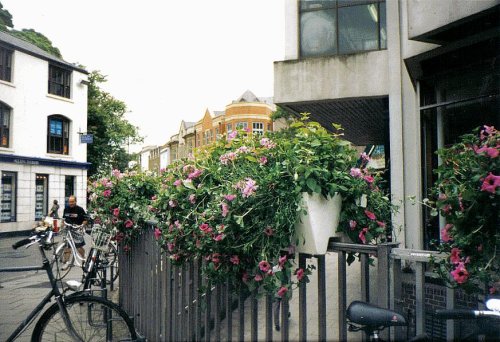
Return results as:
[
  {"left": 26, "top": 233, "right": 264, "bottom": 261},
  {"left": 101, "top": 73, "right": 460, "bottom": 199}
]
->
[
  {"left": 428, "top": 125, "right": 499, "bottom": 295},
  {"left": 88, "top": 170, "right": 159, "bottom": 251}
]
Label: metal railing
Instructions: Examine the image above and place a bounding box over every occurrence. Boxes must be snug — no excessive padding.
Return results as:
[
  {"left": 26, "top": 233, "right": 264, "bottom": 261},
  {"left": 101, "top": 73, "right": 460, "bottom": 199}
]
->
[{"left": 119, "top": 225, "right": 475, "bottom": 341}]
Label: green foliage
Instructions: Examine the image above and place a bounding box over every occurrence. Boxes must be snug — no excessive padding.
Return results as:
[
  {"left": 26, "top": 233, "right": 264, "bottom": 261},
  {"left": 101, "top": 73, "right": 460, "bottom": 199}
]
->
[
  {"left": 270, "top": 106, "right": 295, "bottom": 122},
  {"left": 89, "top": 116, "right": 396, "bottom": 297},
  {"left": 0, "top": 2, "right": 13, "bottom": 30},
  {"left": 88, "top": 170, "right": 159, "bottom": 250},
  {"left": 9, "top": 29, "right": 62, "bottom": 58},
  {"left": 87, "top": 71, "right": 142, "bottom": 178},
  {"left": 428, "top": 125, "right": 499, "bottom": 295}
]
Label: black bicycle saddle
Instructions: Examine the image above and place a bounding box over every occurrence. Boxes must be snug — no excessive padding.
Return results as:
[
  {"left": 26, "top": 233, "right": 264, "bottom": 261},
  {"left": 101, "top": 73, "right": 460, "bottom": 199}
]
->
[{"left": 347, "top": 301, "right": 407, "bottom": 327}]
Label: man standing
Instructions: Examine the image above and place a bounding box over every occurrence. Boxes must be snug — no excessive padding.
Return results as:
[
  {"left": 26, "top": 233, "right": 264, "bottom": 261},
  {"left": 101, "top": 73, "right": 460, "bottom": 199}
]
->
[{"left": 62, "top": 195, "right": 87, "bottom": 269}]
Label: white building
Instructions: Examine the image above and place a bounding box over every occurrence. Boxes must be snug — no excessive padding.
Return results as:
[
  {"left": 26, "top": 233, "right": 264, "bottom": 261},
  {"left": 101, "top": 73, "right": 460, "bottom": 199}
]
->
[
  {"left": 0, "top": 31, "right": 89, "bottom": 233},
  {"left": 138, "top": 145, "right": 157, "bottom": 172},
  {"left": 274, "top": 1, "right": 499, "bottom": 250}
]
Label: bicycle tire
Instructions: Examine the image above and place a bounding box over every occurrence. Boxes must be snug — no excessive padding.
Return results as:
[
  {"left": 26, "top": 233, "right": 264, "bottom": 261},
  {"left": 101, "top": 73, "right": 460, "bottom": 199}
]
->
[
  {"left": 32, "top": 295, "right": 137, "bottom": 341},
  {"left": 50, "top": 242, "right": 72, "bottom": 280},
  {"left": 106, "top": 242, "right": 119, "bottom": 282}
]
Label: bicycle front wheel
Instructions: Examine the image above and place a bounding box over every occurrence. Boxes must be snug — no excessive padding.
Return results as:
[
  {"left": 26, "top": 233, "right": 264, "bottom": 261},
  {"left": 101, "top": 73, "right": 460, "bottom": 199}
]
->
[
  {"left": 51, "top": 242, "right": 72, "bottom": 280},
  {"left": 32, "top": 295, "right": 137, "bottom": 341}
]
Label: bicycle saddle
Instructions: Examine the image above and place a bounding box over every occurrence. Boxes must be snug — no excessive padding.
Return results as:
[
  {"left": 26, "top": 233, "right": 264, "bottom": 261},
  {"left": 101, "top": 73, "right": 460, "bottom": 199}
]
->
[{"left": 347, "top": 301, "right": 407, "bottom": 327}]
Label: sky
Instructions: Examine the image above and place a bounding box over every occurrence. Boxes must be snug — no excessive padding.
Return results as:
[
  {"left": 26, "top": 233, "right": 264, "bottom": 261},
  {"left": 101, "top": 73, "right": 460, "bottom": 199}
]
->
[{"left": 2, "top": 0, "right": 285, "bottom": 150}]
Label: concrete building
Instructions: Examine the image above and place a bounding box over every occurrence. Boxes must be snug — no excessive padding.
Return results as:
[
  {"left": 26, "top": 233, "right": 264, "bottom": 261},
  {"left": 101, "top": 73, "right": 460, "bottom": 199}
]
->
[
  {"left": 274, "top": 1, "right": 499, "bottom": 249},
  {"left": 138, "top": 145, "right": 157, "bottom": 172},
  {"left": 0, "top": 31, "right": 89, "bottom": 232}
]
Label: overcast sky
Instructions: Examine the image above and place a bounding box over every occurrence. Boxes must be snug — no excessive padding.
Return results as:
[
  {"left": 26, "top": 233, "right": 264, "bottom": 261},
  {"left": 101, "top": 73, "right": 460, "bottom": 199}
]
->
[{"left": 2, "top": 0, "right": 285, "bottom": 150}]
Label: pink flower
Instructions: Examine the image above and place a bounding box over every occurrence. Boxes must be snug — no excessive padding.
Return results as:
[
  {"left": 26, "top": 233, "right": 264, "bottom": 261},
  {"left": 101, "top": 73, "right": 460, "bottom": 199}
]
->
[
  {"left": 228, "top": 130, "right": 238, "bottom": 141},
  {"left": 277, "top": 286, "right": 288, "bottom": 297},
  {"left": 154, "top": 227, "right": 161, "bottom": 240},
  {"left": 199, "top": 223, "right": 212, "bottom": 234},
  {"left": 103, "top": 189, "right": 111, "bottom": 197},
  {"left": 151, "top": 195, "right": 157, "bottom": 201},
  {"left": 254, "top": 274, "right": 263, "bottom": 282},
  {"left": 477, "top": 244, "right": 483, "bottom": 252},
  {"left": 441, "top": 223, "right": 453, "bottom": 242},
  {"left": 450, "top": 248, "right": 461, "bottom": 264},
  {"left": 189, "top": 194, "right": 196, "bottom": 204},
  {"left": 296, "top": 268, "right": 305, "bottom": 281},
  {"left": 100, "top": 178, "right": 109, "bottom": 186},
  {"left": 214, "top": 234, "right": 225, "bottom": 241},
  {"left": 360, "top": 152, "right": 370, "bottom": 162},
  {"left": 230, "top": 255, "right": 240, "bottom": 265},
  {"left": 264, "top": 227, "right": 274, "bottom": 236},
  {"left": 480, "top": 125, "right": 497, "bottom": 140},
  {"left": 123, "top": 245, "right": 131, "bottom": 252},
  {"left": 188, "top": 169, "right": 203, "bottom": 179},
  {"left": 211, "top": 253, "right": 221, "bottom": 264},
  {"left": 359, "top": 228, "right": 368, "bottom": 244},
  {"left": 173, "top": 179, "right": 182, "bottom": 187},
  {"left": 112, "top": 208, "right": 120, "bottom": 217},
  {"left": 450, "top": 262, "right": 469, "bottom": 284},
  {"left": 259, "top": 156, "right": 268, "bottom": 165},
  {"left": 167, "top": 242, "right": 175, "bottom": 252},
  {"left": 475, "top": 146, "right": 499, "bottom": 158},
  {"left": 112, "top": 169, "right": 122, "bottom": 178},
  {"left": 260, "top": 138, "right": 276, "bottom": 149},
  {"left": 124, "top": 219, "right": 134, "bottom": 228},
  {"left": 364, "top": 210, "right": 376, "bottom": 220},
  {"left": 237, "top": 146, "right": 251, "bottom": 154},
  {"left": 278, "top": 255, "right": 287, "bottom": 268},
  {"left": 376, "top": 221, "right": 386, "bottom": 228},
  {"left": 438, "top": 193, "right": 447, "bottom": 201},
  {"left": 441, "top": 204, "right": 452, "bottom": 214},
  {"left": 363, "top": 175, "right": 374, "bottom": 184},
  {"left": 221, "top": 203, "right": 229, "bottom": 217},
  {"left": 224, "top": 194, "right": 236, "bottom": 201},
  {"left": 240, "top": 178, "right": 258, "bottom": 198},
  {"left": 242, "top": 272, "right": 249, "bottom": 282},
  {"left": 169, "top": 200, "right": 177, "bottom": 208},
  {"left": 259, "top": 260, "right": 271, "bottom": 272},
  {"left": 349, "top": 220, "right": 357, "bottom": 230},
  {"left": 481, "top": 173, "right": 500, "bottom": 194},
  {"left": 350, "top": 168, "right": 362, "bottom": 178}
]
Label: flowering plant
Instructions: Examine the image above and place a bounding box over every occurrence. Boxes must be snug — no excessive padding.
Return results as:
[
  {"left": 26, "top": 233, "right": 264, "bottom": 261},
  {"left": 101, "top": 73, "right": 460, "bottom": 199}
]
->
[
  {"left": 429, "top": 126, "right": 499, "bottom": 295},
  {"left": 88, "top": 170, "right": 159, "bottom": 251}
]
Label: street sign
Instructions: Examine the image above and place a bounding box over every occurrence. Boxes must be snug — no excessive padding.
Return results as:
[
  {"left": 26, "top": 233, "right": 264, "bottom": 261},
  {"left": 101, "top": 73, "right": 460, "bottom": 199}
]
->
[{"left": 80, "top": 134, "right": 93, "bottom": 144}]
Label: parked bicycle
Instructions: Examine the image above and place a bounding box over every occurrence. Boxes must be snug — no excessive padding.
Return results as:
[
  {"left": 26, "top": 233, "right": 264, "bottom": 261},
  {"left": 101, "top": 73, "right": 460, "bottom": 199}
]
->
[
  {"left": 51, "top": 220, "right": 118, "bottom": 285},
  {"left": 346, "top": 299, "right": 500, "bottom": 341},
  {"left": 0, "top": 229, "right": 137, "bottom": 341}
]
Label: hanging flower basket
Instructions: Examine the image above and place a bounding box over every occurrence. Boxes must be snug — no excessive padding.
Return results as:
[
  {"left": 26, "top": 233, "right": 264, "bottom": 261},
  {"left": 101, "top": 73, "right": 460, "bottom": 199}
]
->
[{"left": 295, "top": 192, "right": 342, "bottom": 255}]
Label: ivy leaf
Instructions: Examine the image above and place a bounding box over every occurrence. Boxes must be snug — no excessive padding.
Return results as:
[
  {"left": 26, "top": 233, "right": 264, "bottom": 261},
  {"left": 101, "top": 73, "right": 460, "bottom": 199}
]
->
[
  {"left": 182, "top": 180, "right": 196, "bottom": 190},
  {"left": 306, "top": 178, "right": 319, "bottom": 193},
  {"left": 234, "top": 215, "right": 244, "bottom": 227}
]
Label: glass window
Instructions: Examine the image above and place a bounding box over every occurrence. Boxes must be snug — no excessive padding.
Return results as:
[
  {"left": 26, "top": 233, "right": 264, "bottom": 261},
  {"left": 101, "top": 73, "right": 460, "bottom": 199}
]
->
[
  {"left": 0, "top": 46, "right": 13, "bottom": 82},
  {"left": 35, "top": 174, "right": 48, "bottom": 221},
  {"left": 0, "top": 102, "right": 11, "bottom": 147},
  {"left": 65, "top": 176, "right": 75, "bottom": 207},
  {"left": 47, "top": 115, "right": 70, "bottom": 154},
  {"left": 1, "top": 171, "right": 16, "bottom": 222},
  {"left": 300, "top": 1, "right": 386, "bottom": 57},
  {"left": 236, "top": 122, "right": 248, "bottom": 130},
  {"left": 252, "top": 122, "right": 264, "bottom": 135},
  {"left": 227, "top": 123, "right": 232, "bottom": 133},
  {"left": 48, "top": 65, "right": 71, "bottom": 98}
]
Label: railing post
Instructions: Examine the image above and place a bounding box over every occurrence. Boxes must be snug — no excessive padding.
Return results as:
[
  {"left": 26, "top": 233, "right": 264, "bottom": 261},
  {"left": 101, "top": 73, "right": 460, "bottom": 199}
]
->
[
  {"left": 338, "top": 251, "right": 347, "bottom": 342},
  {"left": 415, "top": 262, "right": 425, "bottom": 336},
  {"left": 299, "top": 253, "right": 307, "bottom": 341},
  {"left": 317, "top": 254, "right": 327, "bottom": 342}
]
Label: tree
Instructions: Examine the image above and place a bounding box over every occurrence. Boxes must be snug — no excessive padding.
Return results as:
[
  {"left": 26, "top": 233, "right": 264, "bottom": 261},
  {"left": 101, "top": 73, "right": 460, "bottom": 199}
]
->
[
  {"left": 10, "top": 29, "right": 62, "bottom": 58},
  {"left": 0, "top": 1, "right": 13, "bottom": 30},
  {"left": 0, "top": 2, "right": 62, "bottom": 58},
  {"left": 87, "top": 71, "right": 142, "bottom": 178}
]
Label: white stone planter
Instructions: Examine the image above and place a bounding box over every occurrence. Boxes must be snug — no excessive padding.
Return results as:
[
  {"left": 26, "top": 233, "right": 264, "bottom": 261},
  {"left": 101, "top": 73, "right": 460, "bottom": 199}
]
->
[{"left": 295, "top": 192, "right": 342, "bottom": 255}]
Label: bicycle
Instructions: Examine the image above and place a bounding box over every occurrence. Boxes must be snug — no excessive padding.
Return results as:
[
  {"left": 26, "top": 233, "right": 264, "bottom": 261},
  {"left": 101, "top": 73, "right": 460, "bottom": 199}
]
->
[
  {"left": 346, "top": 299, "right": 500, "bottom": 341},
  {"left": 51, "top": 221, "right": 88, "bottom": 280},
  {"left": 0, "top": 229, "right": 137, "bottom": 341}
]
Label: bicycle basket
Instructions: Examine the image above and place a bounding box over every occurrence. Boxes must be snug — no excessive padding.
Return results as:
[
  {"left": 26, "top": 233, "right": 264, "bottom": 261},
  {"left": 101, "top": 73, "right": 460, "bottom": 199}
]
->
[{"left": 90, "top": 224, "right": 112, "bottom": 251}]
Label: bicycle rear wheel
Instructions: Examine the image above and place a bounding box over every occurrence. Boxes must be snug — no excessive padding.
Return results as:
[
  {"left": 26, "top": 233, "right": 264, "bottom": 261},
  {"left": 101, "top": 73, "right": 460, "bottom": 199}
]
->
[
  {"left": 32, "top": 295, "right": 137, "bottom": 341},
  {"left": 105, "top": 242, "right": 119, "bottom": 282},
  {"left": 50, "top": 242, "right": 72, "bottom": 280}
]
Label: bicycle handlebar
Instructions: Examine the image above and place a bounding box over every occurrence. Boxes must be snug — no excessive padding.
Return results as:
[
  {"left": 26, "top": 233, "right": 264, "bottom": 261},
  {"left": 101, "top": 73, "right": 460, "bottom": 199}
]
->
[
  {"left": 12, "top": 238, "right": 32, "bottom": 250},
  {"left": 435, "top": 309, "right": 477, "bottom": 319}
]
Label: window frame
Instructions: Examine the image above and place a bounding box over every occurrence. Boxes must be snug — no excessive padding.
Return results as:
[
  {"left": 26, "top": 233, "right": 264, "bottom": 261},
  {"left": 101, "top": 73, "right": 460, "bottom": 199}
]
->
[
  {"left": 299, "top": 0, "right": 386, "bottom": 58},
  {"left": 0, "top": 45, "right": 13, "bottom": 82},
  {"left": 0, "top": 102, "right": 11, "bottom": 148},
  {"left": 252, "top": 122, "right": 264, "bottom": 135},
  {"left": 48, "top": 64, "right": 72, "bottom": 98},
  {"left": 47, "top": 115, "right": 70, "bottom": 155},
  {"left": 1, "top": 171, "right": 17, "bottom": 223}
]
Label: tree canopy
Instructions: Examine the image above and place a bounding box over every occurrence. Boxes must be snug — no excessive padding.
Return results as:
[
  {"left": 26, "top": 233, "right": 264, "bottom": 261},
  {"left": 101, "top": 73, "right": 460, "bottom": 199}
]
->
[
  {"left": 0, "top": 2, "right": 13, "bottom": 30},
  {"left": 87, "top": 71, "right": 142, "bottom": 178}
]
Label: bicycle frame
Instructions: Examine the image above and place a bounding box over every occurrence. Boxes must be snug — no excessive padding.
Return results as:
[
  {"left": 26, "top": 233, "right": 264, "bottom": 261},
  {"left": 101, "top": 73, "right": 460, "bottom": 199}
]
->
[
  {"left": 0, "top": 236, "right": 84, "bottom": 341},
  {"left": 56, "top": 224, "right": 87, "bottom": 267}
]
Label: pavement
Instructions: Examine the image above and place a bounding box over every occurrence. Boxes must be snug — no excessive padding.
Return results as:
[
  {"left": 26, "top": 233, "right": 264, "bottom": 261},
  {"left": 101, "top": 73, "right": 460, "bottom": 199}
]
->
[{"left": 0, "top": 232, "right": 119, "bottom": 342}]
